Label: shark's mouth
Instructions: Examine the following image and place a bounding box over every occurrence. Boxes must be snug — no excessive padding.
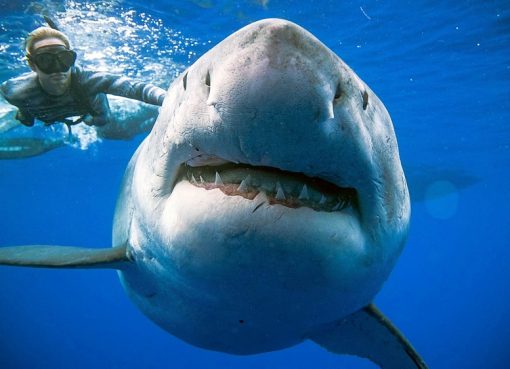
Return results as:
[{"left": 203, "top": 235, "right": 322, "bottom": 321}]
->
[{"left": 177, "top": 163, "right": 358, "bottom": 213}]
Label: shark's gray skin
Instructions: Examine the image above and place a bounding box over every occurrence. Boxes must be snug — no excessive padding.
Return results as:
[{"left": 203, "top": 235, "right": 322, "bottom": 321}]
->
[{"left": 0, "top": 19, "right": 427, "bottom": 368}]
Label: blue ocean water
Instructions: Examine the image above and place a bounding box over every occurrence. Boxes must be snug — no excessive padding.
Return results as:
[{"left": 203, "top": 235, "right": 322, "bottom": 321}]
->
[{"left": 0, "top": 0, "right": 509, "bottom": 368}]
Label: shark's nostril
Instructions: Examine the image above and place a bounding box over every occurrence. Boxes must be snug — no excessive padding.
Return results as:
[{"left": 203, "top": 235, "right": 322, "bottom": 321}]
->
[
  {"left": 205, "top": 71, "right": 211, "bottom": 88},
  {"left": 334, "top": 83, "right": 342, "bottom": 101},
  {"left": 183, "top": 72, "right": 188, "bottom": 91}
]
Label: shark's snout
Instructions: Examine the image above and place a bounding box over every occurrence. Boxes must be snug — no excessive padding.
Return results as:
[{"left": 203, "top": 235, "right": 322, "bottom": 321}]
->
[{"left": 202, "top": 19, "right": 339, "bottom": 127}]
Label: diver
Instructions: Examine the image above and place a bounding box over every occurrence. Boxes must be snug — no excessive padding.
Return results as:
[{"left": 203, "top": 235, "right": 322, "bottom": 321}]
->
[{"left": 0, "top": 26, "right": 166, "bottom": 128}]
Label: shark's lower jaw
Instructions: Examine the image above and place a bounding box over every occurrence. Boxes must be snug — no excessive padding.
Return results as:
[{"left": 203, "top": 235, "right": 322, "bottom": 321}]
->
[{"left": 176, "top": 163, "right": 358, "bottom": 213}]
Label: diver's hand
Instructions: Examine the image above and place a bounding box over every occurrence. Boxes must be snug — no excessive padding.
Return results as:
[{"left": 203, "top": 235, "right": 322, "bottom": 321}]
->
[
  {"left": 83, "top": 114, "right": 108, "bottom": 127},
  {"left": 82, "top": 114, "right": 94, "bottom": 126},
  {"left": 15, "top": 110, "right": 35, "bottom": 127}
]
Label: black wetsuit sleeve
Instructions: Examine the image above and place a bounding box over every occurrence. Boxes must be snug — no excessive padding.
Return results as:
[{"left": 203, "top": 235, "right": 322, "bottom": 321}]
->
[{"left": 79, "top": 71, "right": 166, "bottom": 106}]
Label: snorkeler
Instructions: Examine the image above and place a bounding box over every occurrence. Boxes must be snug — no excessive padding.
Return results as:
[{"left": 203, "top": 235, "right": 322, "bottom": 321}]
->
[{"left": 0, "top": 26, "right": 166, "bottom": 127}]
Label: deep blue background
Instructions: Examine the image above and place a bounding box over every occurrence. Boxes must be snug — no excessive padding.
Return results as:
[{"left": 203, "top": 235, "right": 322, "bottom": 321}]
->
[{"left": 0, "top": 1, "right": 509, "bottom": 368}]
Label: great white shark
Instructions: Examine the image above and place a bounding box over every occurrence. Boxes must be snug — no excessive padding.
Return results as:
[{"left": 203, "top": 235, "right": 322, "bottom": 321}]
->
[{"left": 0, "top": 19, "right": 427, "bottom": 368}]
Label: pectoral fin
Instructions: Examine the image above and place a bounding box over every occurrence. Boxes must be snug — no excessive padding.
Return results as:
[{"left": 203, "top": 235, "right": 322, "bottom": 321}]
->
[
  {"left": 0, "top": 245, "right": 130, "bottom": 270},
  {"left": 309, "top": 304, "right": 428, "bottom": 369}
]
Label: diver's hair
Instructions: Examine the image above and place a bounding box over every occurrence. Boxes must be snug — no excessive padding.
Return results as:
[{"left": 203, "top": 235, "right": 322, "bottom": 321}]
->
[{"left": 24, "top": 27, "right": 71, "bottom": 56}]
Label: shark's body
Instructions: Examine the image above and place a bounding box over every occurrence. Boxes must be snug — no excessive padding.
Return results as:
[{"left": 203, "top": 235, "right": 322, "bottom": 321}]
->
[{"left": 0, "top": 19, "right": 426, "bottom": 368}]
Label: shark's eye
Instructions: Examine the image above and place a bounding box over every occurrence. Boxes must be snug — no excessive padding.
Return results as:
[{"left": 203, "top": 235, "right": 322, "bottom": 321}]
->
[
  {"left": 183, "top": 72, "right": 188, "bottom": 91},
  {"left": 334, "top": 83, "right": 342, "bottom": 101},
  {"left": 362, "top": 90, "right": 369, "bottom": 110},
  {"left": 205, "top": 71, "right": 211, "bottom": 88}
]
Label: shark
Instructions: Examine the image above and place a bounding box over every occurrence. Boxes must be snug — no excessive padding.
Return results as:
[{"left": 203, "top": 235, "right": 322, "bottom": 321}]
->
[{"left": 0, "top": 19, "right": 427, "bottom": 368}]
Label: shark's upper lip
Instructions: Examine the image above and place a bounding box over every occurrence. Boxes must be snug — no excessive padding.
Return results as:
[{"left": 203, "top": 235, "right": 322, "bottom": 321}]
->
[{"left": 176, "top": 162, "right": 358, "bottom": 213}]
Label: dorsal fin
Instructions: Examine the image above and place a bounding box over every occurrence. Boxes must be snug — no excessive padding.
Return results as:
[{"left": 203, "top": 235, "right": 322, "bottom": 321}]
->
[{"left": 0, "top": 245, "right": 130, "bottom": 270}]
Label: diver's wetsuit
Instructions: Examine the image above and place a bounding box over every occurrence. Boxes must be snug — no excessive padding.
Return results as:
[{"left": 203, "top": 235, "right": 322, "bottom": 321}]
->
[{"left": 0, "top": 66, "right": 166, "bottom": 127}]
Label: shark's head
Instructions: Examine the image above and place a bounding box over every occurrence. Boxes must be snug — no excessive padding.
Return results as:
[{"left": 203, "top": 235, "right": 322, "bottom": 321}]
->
[{"left": 114, "top": 19, "right": 410, "bottom": 355}]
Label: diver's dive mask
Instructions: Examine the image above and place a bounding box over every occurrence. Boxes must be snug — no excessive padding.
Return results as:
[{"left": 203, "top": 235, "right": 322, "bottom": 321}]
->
[{"left": 28, "top": 45, "right": 77, "bottom": 74}]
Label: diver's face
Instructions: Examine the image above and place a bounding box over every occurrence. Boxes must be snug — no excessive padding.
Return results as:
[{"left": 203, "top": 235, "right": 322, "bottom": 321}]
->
[{"left": 31, "top": 38, "right": 72, "bottom": 96}]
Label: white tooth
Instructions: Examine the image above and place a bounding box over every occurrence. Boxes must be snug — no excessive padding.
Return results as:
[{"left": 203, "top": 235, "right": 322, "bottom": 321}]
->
[
  {"left": 200, "top": 176, "right": 205, "bottom": 184},
  {"left": 191, "top": 174, "right": 198, "bottom": 185},
  {"left": 298, "top": 185, "right": 309, "bottom": 200},
  {"left": 332, "top": 200, "right": 345, "bottom": 211},
  {"left": 252, "top": 192, "right": 268, "bottom": 213},
  {"left": 237, "top": 175, "right": 251, "bottom": 192},
  {"left": 254, "top": 191, "right": 268, "bottom": 202},
  {"left": 275, "top": 182, "right": 286, "bottom": 200},
  {"left": 319, "top": 195, "right": 327, "bottom": 205},
  {"left": 237, "top": 180, "right": 247, "bottom": 192},
  {"left": 215, "top": 172, "right": 224, "bottom": 186}
]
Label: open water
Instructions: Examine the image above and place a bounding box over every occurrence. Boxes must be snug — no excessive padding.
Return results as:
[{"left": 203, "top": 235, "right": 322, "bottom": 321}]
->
[{"left": 0, "top": 1, "right": 509, "bottom": 368}]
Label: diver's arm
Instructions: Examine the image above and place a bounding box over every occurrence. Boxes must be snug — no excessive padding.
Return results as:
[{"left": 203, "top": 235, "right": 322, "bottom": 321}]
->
[
  {"left": 80, "top": 70, "right": 166, "bottom": 106},
  {"left": 108, "top": 78, "right": 166, "bottom": 106},
  {"left": 85, "top": 92, "right": 112, "bottom": 126},
  {"left": 0, "top": 82, "right": 35, "bottom": 126}
]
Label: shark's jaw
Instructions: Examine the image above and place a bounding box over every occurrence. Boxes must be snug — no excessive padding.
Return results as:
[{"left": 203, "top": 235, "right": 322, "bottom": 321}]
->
[
  {"left": 177, "top": 161, "right": 358, "bottom": 213},
  {"left": 124, "top": 149, "right": 377, "bottom": 354}
]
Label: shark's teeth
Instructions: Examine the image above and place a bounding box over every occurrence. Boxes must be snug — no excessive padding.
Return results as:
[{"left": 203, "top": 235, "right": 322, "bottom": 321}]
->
[
  {"left": 332, "top": 201, "right": 343, "bottom": 211},
  {"left": 237, "top": 175, "right": 251, "bottom": 192},
  {"left": 182, "top": 165, "right": 355, "bottom": 213},
  {"left": 298, "top": 185, "right": 309, "bottom": 200},
  {"left": 275, "top": 182, "right": 286, "bottom": 200},
  {"left": 215, "top": 172, "right": 224, "bottom": 186}
]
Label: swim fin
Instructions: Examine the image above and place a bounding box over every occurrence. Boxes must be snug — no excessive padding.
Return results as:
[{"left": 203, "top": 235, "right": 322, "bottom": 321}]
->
[
  {"left": 309, "top": 304, "right": 428, "bottom": 369},
  {"left": 0, "top": 244, "right": 130, "bottom": 270},
  {"left": 43, "top": 15, "right": 60, "bottom": 30}
]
